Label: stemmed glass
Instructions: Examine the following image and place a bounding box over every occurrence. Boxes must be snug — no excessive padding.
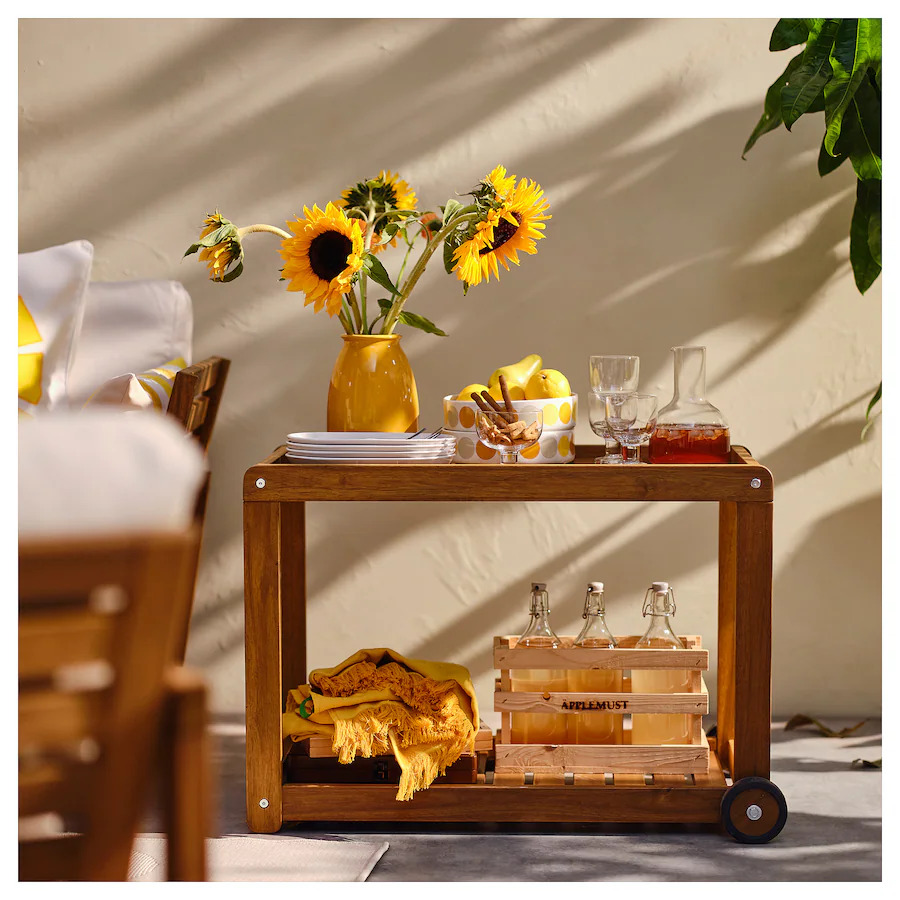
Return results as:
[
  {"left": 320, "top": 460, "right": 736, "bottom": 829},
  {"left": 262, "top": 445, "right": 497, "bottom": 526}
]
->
[
  {"left": 474, "top": 408, "right": 543, "bottom": 464},
  {"left": 589, "top": 355, "right": 640, "bottom": 464},
  {"left": 605, "top": 393, "right": 658, "bottom": 465}
]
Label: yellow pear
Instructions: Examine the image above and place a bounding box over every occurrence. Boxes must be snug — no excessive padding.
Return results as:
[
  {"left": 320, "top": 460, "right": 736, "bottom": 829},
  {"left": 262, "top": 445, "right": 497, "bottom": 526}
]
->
[
  {"left": 488, "top": 382, "right": 526, "bottom": 402},
  {"left": 525, "top": 369, "right": 571, "bottom": 400},
  {"left": 455, "top": 383, "right": 490, "bottom": 401},
  {"left": 488, "top": 354, "right": 542, "bottom": 391}
]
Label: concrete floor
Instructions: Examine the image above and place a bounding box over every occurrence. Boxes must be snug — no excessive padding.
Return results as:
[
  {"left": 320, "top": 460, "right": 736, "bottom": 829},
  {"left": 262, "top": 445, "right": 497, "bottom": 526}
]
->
[{"left": 208, "top": 715, "right": 882, "bottom": 881}]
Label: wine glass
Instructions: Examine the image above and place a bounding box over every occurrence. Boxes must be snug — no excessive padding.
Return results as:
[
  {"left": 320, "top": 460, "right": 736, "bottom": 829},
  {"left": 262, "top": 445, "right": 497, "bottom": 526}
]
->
[
  {"left": 588, "top": 391, "right": 625, "bottom": 465},
  {"left": 474, "top": 408, "right": 543, "bottom": 464},
  {"left": 605, "top": 393, "right": 658, "bottom": 465},
  {"left": 589, "top": 355, "right": 640, "bottom": 462}
]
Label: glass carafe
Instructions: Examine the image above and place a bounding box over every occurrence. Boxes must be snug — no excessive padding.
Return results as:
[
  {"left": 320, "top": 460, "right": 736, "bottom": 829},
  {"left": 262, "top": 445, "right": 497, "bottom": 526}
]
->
[
  {"left": 510, "top": 583, "right": 568, "bottom": 744},
  {"left": 648, "top": 346, "right": 730, "bottom": 463},
  {"left": 630, "top": 582, "right": 691, "bottom": 745},
  {"left": 568, "top": 582, "right": 623, "bottom": 745}
]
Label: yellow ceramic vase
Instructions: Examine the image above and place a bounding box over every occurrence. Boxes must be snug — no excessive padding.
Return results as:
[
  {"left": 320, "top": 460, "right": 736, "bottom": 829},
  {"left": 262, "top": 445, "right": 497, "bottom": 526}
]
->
[{"left": 327, "top": 334, "right": 419, "bottom": 432}]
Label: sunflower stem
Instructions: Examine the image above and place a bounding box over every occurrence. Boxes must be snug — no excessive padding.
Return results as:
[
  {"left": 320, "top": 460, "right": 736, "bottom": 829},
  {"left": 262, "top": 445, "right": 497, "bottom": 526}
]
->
[
  {"left": 339, "top": 300, "right": 354, "bottom": 334},
  {"left": 237, "top": 223, "right": 292, "bottom": 240},
  {"left": 347, "top": 287, "right": 363, "bottom": 333},
  {"left": 381, "top": 212, "right": 480, "bottom": 334}
]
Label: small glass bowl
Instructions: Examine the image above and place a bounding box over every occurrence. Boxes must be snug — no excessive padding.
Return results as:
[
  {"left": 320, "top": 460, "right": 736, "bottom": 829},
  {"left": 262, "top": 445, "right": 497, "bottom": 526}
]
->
[{"left": 474, "top": 408, "right": 543, "bottom": 464}]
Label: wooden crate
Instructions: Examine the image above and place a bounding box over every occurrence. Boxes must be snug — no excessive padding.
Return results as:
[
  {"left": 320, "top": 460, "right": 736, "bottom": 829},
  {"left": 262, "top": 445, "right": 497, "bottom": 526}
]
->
[{"left": 493, "top": 635, "right": 709, "bottom": 775}]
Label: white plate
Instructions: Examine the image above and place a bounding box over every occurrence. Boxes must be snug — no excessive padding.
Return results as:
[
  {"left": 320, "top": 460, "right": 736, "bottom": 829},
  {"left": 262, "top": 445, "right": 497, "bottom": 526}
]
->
[
  {"left": 285, "top": 443, "right": 454, "bottom": 458},
  {"left": 285, "top": 447, "right": 454, "bottom": 459},
  {"left": 284, "top": 453, "right": 453, "bottom": 465},
  {"left": 287, "top": 431, "right": 450, "bottom": 445}
]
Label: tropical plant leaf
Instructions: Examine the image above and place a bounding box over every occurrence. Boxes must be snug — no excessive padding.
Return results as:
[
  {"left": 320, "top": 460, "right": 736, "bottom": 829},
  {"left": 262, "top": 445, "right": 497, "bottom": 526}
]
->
[
  {"left": 851, "top": 757, "right": 882, "bottom": 769},
  {"left": 817, "top": 134, "right": 848, "bottom": 176},
  {"left": 781, "top": 18, "right": 841, "bottom": 129},
  {"left": 396, "top": 309, "right": 447, "bottom": 336},
  {"left": 850, "top": 179, "right": 882, "bottom": 293},
  {"left": 823, "top": 18, "right": 881, "bottom": 155},
  {"left": 868, "top": 203, "right": 881, "bottom": 267},
  {"left": 844, "top": 78, "right": 882, "bottom": 181},
  {"left": 866, "top": 382, "right": 881, "bottom": 420},
  {"left": 785, "top": 714, "right": 868, "bottom": 738},
  {"left": 363, "top": 254, "right": 400, "bottom": 296},
  {"left": 769, "top": 18, "right": 812, "bottom": 51},
  {"left": 743, "top": 51, "right": 805, "bottom": 157}
]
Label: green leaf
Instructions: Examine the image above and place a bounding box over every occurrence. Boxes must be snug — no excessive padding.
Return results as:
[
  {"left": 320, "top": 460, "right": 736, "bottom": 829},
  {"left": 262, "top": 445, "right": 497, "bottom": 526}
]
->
[
  {"left": 823, "top": 19, "right": 881, "bottom": 155},
  {"left": 442, "top": 225, "right": 468, "bottom": 275},
  {"left": 868, "top": 203, "right": 881, "bottom": 267},
  {"left": 817, "top": 134, "right": 848, "bottom": 176},
  {"left": 865, "top": 382, "right": 881, "bottom": 420},
  {"left": 743, "top": 52, "right": 804, "bottom": 156},
  {"left": 850, "top": 179, "right": 881, "bottom": 293},
  {"left": 441, "top": 198, "right": 463, "bottom": 223},
  {"left": 843, "top": 78, "right": 882, "bottom": 181},
  {"left": 220, "top": 260, "right": 243, "bottom": 283},
  {"left": 182, "top": 225, "right": 235, "bottom": 258},
  {"left": 362, "top": 254, "right": 400, "bottom": 296},
  {"left": 769, "top": 19, "right": 811, "bottom": 51},
  {"left": 781, "top": 18, "right": 841, "bottom": 129},
  {"left": 396, "top": 309, "right": 447, "bottom": 336},
  {"left": 377, "top": 297, "right": 393, "bottom": 313}
]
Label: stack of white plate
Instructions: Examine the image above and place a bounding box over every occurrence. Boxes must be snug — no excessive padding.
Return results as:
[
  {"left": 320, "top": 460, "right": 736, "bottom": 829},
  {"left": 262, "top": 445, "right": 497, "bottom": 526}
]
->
[{"left": 285, "top": 432, "right": 457, "bottom": 464}]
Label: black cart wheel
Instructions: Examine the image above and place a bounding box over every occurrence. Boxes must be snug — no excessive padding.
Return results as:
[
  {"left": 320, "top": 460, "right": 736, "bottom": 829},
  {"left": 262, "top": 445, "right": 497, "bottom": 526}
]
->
[{"left": 720, "top": 776, "right": 788, "bottom": 844}]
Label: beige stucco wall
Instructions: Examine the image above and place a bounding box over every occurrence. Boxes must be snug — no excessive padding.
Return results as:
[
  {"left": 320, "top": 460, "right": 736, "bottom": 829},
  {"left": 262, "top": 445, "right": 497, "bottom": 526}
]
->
[{"left": 19, "top": 18, "right": 881, "bottom": 722}]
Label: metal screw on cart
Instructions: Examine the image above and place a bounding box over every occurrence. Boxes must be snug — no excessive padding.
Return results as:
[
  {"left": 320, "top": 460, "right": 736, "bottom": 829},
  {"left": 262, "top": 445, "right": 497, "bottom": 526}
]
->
[
  {"left": 746, "top": 804, "right": 763, "bottom": 821},
  {"left": 259, "top": 798, "right": 269, "bottom": 809},
  {"left": 256, "top": 478, "right": 266, "bottom": 489},
  {"left": 750, "top": 478, "right": 761, "bottom": 489}
]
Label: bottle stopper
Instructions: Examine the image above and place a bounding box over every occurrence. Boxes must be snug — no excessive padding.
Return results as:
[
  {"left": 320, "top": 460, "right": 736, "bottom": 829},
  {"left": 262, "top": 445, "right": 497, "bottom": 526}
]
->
[
  {"left": 531, "top": 582, "right": 547, "bottom": 592},
  {"left": 651, "top": 581, "right": 669, "bottom": 592},
  {"left": 588, "top": 582, "right": 604, "bottom": 592}
]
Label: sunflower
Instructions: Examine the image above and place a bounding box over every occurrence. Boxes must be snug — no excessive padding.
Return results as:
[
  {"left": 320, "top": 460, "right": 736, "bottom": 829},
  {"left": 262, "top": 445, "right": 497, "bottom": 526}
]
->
[
  {"left": 453, "top": 177, "right": 551, "bottom": 287},
  {"left": 483, "top": 165, "right": 516, "bottom": 202},
  {"left": 186, "top": 212, "right": 244, "bottom": 282},
  {"left": 280, "top": 202, "right": 365, "bottom": 316},
  {"left": 341, "top": 170, "right": 418, "bottom": 253}
]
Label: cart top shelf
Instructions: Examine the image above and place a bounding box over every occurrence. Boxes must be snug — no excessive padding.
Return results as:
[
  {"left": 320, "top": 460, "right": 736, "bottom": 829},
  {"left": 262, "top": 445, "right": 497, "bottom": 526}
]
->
[{"left": 244, "top": 444, "right": 772, "bottom": 503}]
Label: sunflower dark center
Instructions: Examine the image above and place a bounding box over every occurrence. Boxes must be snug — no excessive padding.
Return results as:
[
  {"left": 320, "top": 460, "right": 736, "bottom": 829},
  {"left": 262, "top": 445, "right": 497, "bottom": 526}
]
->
[
  {"left": 481, "top": 213, "right": 522, "bottom": 255},
  {"left": 309, "top": 231, "right": 353, "bottom": 281}
]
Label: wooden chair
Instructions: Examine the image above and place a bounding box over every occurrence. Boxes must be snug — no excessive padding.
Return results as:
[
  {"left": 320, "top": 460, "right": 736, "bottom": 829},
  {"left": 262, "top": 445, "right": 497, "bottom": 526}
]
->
[
  {"left": 165, "top": 355, "right": 230, "bottom": 660},
  {"left": 19, "top": 530, "right": 212, "bottom": 881}
]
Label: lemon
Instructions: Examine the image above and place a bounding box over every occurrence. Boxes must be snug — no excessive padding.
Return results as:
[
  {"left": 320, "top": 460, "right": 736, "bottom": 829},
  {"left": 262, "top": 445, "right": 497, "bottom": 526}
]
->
[
  {"left": 525, "top": 369, "right": 571, "bottom": 400},
  {"left": 455, "top": 383, "right": 490, "bottom": 401},
  {"left": 488, "top": 382, "right": 526, "bottom": 402}
]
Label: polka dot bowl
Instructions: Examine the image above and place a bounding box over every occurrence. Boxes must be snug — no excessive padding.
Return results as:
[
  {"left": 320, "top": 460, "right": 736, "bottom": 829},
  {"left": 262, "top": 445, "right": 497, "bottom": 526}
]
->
[
  {"left": 442, "top": 393, "right": 577, "bottom": 433},
  {"left": 444, "top": 427, "right": 575, "bottom": 464}
]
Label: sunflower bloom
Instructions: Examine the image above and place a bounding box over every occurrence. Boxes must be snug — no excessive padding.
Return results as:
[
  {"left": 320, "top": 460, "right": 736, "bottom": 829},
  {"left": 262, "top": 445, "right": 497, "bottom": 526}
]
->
[
  {"left": 453, "top": 177, "right": 550, "bottom": 287},
  {"left": 483, "top": 165, "right": 516, "bottom": 202},
  {"left": 280, "top": 202, "right": 365, "bottom": 316},
  {"left": 341, "top": 170, "right": 418, "bottom": 253},
  {"left": 186, "top": 212, "right": 244, "bottom": 282}
]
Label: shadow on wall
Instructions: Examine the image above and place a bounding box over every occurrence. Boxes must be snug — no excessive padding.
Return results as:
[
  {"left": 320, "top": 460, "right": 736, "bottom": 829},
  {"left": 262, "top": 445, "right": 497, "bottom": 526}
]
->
[{"left": 22, "top": 19, "right": 868, "bottom": 686}]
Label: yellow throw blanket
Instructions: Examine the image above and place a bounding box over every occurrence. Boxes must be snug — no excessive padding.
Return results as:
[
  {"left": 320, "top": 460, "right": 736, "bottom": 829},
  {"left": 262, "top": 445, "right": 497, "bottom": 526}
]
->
[{"left": 283, "top": 648, "right": 479, "bottom": 801}]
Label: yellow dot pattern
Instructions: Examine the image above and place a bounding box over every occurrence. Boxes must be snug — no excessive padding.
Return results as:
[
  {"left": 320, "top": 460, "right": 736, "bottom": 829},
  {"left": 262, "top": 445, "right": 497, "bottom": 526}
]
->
[
  {"left": 476, "top": 440, "right": 496, "bottom": 460},
  {"left": 559, "top": 401, "right": 572, "bottom": 425},
  {"left": 459, "top": 407, "right": 475, "bottom": 429},
  {"left": 542, "top": 404, "right": 559, "bottom": 426}
]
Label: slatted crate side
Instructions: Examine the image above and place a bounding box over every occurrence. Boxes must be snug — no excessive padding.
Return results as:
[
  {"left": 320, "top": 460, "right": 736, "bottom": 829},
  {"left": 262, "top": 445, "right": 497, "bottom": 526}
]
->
[{"left": 493, "top": 731, "right": 711, "bottom": 775}]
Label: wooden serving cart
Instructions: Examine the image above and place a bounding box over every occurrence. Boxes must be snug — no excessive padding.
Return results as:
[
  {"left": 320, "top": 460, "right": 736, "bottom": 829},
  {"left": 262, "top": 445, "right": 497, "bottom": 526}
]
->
[{"left": 242, "top": 444, "right": 786, "bottom": 843}]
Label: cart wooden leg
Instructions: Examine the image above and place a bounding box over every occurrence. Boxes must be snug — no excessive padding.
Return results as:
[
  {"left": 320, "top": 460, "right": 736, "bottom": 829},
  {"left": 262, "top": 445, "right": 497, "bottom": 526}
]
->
[
  {"left": 244, "top": 501, "right": 286, "bottom": 832},
  {"left": 717, "top": 501, "right": 737, "bottom": 773},
  {"left": 731, "top": 500, "right": 773, "bottom": 781},
  {"left": 279, "top": 502, "right": 307, "bottom": 707}
]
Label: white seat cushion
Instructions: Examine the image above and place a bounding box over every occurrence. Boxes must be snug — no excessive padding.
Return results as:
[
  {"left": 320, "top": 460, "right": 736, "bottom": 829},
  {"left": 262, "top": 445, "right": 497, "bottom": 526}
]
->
[
  {"left": 67, "top": 279, "right": 193, "bottom": 407},
  {"left": 18, "top": 409, "right": 207, "bottom": 539},
  {"left": 18, "top": 240, "right": 94, "bottom": 416}
]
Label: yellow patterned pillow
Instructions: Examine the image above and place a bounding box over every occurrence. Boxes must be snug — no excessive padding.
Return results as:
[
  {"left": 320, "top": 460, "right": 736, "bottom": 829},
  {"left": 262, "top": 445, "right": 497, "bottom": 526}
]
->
[{"left": 83, "top": 358, "right": 186, "bottom": 411}]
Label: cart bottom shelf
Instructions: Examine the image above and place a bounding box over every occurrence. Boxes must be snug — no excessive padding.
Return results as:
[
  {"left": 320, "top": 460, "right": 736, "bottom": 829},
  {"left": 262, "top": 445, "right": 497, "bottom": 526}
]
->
[{"left": 278, "top": 748, "right": 729, "bottom": 826}]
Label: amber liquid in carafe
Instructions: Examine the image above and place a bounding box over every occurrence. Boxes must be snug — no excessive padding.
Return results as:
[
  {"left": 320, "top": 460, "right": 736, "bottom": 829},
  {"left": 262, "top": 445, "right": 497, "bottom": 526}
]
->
[
  {"left": 568, "top": 667, "right": 623, "bottom": 744},
  {"left": 648, "top": 426, "right": 731, "bottom": 464}
]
